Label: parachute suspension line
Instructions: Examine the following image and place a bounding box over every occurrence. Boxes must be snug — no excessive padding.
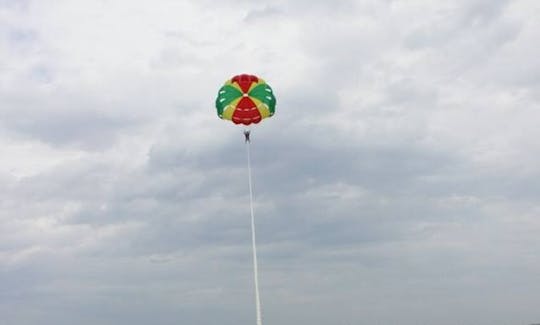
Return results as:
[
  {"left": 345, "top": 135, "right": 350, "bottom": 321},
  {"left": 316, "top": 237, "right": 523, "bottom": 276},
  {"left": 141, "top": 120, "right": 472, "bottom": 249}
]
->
[{"left": 245, "top": 129, "right": 262, "bottom": 325}]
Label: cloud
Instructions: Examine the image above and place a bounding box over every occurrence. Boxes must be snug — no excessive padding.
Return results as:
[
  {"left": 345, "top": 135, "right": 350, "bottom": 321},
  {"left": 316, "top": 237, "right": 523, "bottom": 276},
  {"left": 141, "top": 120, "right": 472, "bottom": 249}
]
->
[{"left": 1, "top": 1, "right": 539, "bottom": 325}]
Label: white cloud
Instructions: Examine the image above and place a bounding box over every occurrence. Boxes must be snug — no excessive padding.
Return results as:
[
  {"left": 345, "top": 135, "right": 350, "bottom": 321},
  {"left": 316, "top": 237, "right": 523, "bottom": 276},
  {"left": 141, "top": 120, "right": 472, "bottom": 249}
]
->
[{"left": 1, "top": 1, "right": 539, "bottom": 324}]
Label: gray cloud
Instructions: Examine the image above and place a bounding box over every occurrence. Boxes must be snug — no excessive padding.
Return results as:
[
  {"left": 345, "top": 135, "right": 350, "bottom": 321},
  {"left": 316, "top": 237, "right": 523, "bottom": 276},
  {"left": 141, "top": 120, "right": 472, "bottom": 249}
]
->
[
  {"left": 1, "top": 1, "right": 539, "bottom": 325},
  {"left": 0, "top": 108, "right": 135, "bottom": 149}
]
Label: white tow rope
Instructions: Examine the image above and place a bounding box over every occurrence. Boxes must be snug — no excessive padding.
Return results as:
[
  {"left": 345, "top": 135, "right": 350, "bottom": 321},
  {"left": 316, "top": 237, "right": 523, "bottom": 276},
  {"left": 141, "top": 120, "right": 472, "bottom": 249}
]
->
[{"left": 245, "top": 131, "right": 262, "bottom": 325}]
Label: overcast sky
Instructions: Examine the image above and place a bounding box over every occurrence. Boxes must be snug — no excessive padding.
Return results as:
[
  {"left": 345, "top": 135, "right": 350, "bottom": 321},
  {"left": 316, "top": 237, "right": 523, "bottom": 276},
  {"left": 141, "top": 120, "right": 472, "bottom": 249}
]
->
[{"left": 1, "top": 0, "right": 540, "bottom": 324}]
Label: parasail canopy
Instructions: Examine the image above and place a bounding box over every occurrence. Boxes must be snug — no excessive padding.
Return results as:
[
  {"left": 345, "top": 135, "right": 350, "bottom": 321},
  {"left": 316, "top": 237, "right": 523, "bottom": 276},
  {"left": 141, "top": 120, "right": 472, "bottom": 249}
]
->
[{"left": 215, "top": 74, "right": 276, "bottom": 125}]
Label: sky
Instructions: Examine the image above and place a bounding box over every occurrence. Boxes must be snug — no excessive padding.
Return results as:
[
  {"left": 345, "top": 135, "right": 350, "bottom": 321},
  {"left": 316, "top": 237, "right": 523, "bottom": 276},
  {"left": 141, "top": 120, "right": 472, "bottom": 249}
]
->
[{"left": 1, "top": 0, "right": 540, "bottom": 324}]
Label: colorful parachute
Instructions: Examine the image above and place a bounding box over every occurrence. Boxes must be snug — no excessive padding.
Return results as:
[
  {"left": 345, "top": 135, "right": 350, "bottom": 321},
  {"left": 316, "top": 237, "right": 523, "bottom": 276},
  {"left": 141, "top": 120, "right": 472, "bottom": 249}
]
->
[{"left": 215, "top": 74, "right": 276, "bottom": 125}]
